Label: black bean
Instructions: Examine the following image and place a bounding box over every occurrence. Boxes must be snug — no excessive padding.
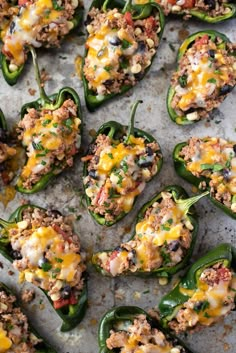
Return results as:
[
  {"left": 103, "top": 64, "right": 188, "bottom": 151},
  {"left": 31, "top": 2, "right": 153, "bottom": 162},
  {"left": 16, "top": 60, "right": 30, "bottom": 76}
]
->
[
  {"left": 9, "top": 21, "right": 16, "bottom": 34},
  {"left": 109, "top": 36, "right": 121, "bottom": 46},
  {"left": 146, "top": 147, "right": 153, "bottom": 156},
  {"left": 185, "top": 108, "right": 195, "bottom": 115},
  {"left": 84, "top": 15, "right": 92, "bottom": 26},
  {"left": 222, "top": 169, "right": 231, "bottom": 180},
  {"left": 104, "top": 79, "right": 115, "bottom": 87},
  {"left": 0, "top": 128, "right": 8, "bottom": 142},
  {"left": 208, "top": 49, "right": 215, "bottom": 58},
  {"left": 204, "top": 0, "right": 215, "bottom": 9},
  {"left": 61, "top": 285, "right": 72, "bottom": 299},
  {"left": 48, "top": 209, "right": 62, "bottom": 218},
  {"left": 11, "top": 250, "right": 22, "bottom": 260},
  {"left": 0, "top": 163, "right": 5, "bottom": 172},
  {"left": 137, "top": 155, "right": 153, "bottom": 168},
  {"left": 233, "top": 144, "right": 236, "bottom": 154},
  {"left": 134, "top": 72, "right": 144, "bottom": 81},
  {"left": 137, "top": 41, "right": 146, "bottom": 53},
  {"left": 193, "top": 301, "right": 204, "bottom": 311},
  {"left": 168, "top": 240, "right": 180, "bottom": 252},
  {"left": 38, "top": 256, "right": 49, "bottom": 268},
  {"left": 219, "top": 85, "right": 234, "bottom": 96},
  {"left": 87, "top": 143, "right": 95, "bottom": 155},
  {"left": 88, "top": 169, "right": 97, "bottom": 180},
  {"left": 114, "top": 246, "right": 125, "bottom": 252}
]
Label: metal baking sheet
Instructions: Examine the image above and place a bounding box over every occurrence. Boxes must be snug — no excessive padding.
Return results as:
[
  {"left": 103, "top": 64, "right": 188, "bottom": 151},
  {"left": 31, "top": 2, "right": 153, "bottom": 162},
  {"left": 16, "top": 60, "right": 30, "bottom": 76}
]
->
[{"left": 0, "top": 2, "right": 236, "bottom": 352}]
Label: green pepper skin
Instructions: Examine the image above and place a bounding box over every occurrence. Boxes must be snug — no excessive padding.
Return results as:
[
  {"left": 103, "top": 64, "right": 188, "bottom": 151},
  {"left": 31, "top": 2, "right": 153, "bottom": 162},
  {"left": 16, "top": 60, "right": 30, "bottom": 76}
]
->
[
  {"left": 0, "top": 3, "right": 84, "bottom": 86},
  {"left": 15, "top": 87, "right": 82, "bottom": 194},
  {"left": 0, "top": 282, "right": 56, "bottom": 353},
  {"left": 173, "top": 141, "right": 236, "bottom": 219},
  {"left": 83, "top": 120, "right": 163, "bottom": 227},
  {"left": 98, "top": 306, "right": 194, "bottom": 353},
  {"left": 159, "top": 243, "right": 236, "bottom": 327},
  {"left": 0, "top": 108, "right": 7, "bottom": 130},
  {"left": 167, "top": 30, "right": 234, "bottom": 125},
  {"left": 92, "top": 185, "right": 199, "bottom": 279},
  {"left": 174, "top": 3, "right": 236, "bottom": 23},
  {"left": 0, "top": 204, "right": 88, "bottom": 332},
  {"left": 82, "top": 0, "right": 165, "bottom": 112}
]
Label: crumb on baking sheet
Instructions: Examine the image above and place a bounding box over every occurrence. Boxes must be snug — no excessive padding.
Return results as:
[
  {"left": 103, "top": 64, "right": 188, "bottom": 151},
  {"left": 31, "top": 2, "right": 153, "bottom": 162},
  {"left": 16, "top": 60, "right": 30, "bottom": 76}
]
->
[{"left": 21, "top": 288, "right": 35, "bottom": 303}]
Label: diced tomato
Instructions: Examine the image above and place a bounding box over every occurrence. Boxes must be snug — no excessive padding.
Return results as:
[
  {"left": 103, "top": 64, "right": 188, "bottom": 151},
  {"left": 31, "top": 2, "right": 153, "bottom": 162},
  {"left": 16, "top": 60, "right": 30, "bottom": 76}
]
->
[
  {"left": 124, "top": 12, "right": 134, "bottom": 27},
  {"left": 95, "top": 186, "right": 108, "bottom": 206},
  {"left": 53, "top": 294, "right": 78, "bottom": 309},
  {"left": 18, "top": 0, "right": 28, "bottom": 5},
  {"left": 1, "top": 171, "right": 10, "bottom": 185},
  {"left": 168, "top": 0, "right": 177, "bottom": 5},
  {"left": 195, "top": 34, "right": 209, "bottom": 46},
  {"left": 182, "top": 0, "right": 195, "bottom": 8},
  {"left": 217, "top": 267, "right": 231, "bottom": 282},
  {"left": 69, "top": 145, "right": 78, "bottom": 156},
  {"left": 81, "top": 155, "right": 93, "bottom": 162},
  {"left": 52, "top": 224, "right": 70, "bottom": 241}
]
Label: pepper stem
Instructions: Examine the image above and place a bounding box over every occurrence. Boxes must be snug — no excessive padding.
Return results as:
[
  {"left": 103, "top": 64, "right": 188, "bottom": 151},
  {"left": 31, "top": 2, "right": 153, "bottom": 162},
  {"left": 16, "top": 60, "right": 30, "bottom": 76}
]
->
[
  {"left": 102, "top": 0, "right": 110, "bottom": 12},
  {"left": 174, "top": 190, "right": 209, "bottom": 215},
  {"left": 122, "top": 0, "right": 132, "bottom": 13},
  {"left": 30, "top": 47, "right": 51, "bottom": 105},
  {"left": 125, "top": 100, "right": 143, "bottom": 144}
]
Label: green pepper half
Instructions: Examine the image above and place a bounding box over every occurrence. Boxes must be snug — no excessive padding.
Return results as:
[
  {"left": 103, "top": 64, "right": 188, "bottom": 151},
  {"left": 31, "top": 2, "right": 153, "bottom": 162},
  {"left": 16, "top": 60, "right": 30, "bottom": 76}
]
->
[
  {"left": 167, "top": 30, "right": 235, "bottom": 125},
  {"left": 15, "top": 48, "right": 83, "bottom": 194},
  {"left": 159, "top": 243, "right": 236, "bottom": 330},
  {"left": 0, "top": 204, "right": 88, "bottom": 332},
  {"left": 83, "top": 100, "right": 163, "bottom": 226},
  {"left": 0, "top": 1, "right": 84, "bottom": 85},
  {"left": 185, "top": 3, "right": 236, "bottom": 23},
  {"left": 0, "top": 281, "right": 56, "bottom": 353},
  {"left": 82, "top": 0, "right": 165, "bottom": 111},
  {"left": 98, "top": 306, "right": 194, "bottom": 353},
  {"left": 92, "top": 185, "right": 208, "bottom": 279},
  {"left": 173, "top": 140, "right": 236, "bottom": 219}
]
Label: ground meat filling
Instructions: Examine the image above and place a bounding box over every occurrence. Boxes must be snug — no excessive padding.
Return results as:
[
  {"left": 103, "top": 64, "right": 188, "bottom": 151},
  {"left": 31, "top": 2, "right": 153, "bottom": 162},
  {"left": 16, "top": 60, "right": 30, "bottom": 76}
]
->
[
  {"left": 0, "top": 127, "right": 16, "bottom": 185},
  {"left": 6, "top": 207, "right": 86, "bottom": 308},
  {"left": 170, "top": 35, "right": 236, "bottom": 121},
  {"left": 1, "top": 0, "right": 81, "bottom": 69},
  {"left": 0, "top": 289, "right": 42, "bottom": 353},
  {"left": 17, "top": 99, "right": 81, "bottom": 190},
  {"left": 84, "top": 7, "right": 161, "bottom": 96},
  {"left": 94, "top": 191, "right": 193, "bottom": 276},
  {"left": 168, "top": 263, "right": 236, "bottom": 333},
  {"left": 135, "top": 0, "right": 232, "bottom": 18},
  {"left": 180, "top": 137, "right": 236, "bottom": 213},
  {"left": 106, "top": 314, "right": 187, "bottom": 353},
  {"left": 82, "top": 134, "right": 161, "bottom": 222}
]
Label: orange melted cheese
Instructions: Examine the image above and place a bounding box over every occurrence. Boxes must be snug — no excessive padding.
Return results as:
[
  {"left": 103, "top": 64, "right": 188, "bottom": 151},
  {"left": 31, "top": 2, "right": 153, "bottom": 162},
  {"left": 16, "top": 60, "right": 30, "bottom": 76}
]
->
[
  {"left": 0, "top": 325, "right": 12, "bottom": 353},
  {"left": 177, "top": 44, "right": 233, "bottom": 111},
  {"left": 2, "top": 0, "right": 67, "bottom": 66},
  {"left": 180, "top": 273, "right": 236, "bottom": 326},
  {"left": 20, "top": 112, "right": 80, "bottom": 180},
  {"left": 12, "top": 224, "right": 81, "bottom": 292}
]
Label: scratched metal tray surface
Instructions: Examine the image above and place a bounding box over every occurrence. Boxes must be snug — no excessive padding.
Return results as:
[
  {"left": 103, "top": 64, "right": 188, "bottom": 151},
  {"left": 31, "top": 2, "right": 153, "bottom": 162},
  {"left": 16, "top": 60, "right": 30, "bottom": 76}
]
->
[{"left": 0, "top": 2, "right": 236, "bottom": 352}]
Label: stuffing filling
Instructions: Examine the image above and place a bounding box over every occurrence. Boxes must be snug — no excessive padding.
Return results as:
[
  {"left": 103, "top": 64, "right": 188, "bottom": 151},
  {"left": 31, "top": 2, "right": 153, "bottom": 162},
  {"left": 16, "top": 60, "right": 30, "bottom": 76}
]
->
[
  {"left": 168, "top": 262, "right": 236, "bottom": 333},
  {"left": 106, "top": 314, "right": 187, "bottom": 353},
  {"left": 3, "top": 207, "right": 86, "bottom": 309},
  {"left": 1, "top": 0, "right": 82, "bottom": 70},
  {"left": 170, "top": 34, "right": 236, "bottom": 122},
  {"left": 93, "top": 191, "right": 193, "bottom": 276},
  {"left": 0, "top": 126, "right": 16, "bottom": 185},
  {"left": 17, "top": 99, "right": 81, "bottom": 190},
  {"left": 0, "top": 288, "right": 42, "bottom": 353},
  {"left": 135, "top": 0, "right": 233, "bottom": 18},
  {"left": 82, "top": 133, "right": 161, "bottom": 223},
  {"left": 83, "top": 7, "right": 161, "bottom": 96},
  {"left": 180, "top": 137, "right": 236, "bottom": 213}
]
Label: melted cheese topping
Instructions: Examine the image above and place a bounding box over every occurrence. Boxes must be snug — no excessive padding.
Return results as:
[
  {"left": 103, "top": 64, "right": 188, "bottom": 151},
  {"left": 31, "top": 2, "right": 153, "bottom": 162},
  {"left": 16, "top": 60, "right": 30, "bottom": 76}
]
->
[
  {"left": 9, "top": 217, "right": 83, "bottom": 303},
  {"left": 0, "top": 324, "right": 12, "bottom": 353},
  {"left": 178, "top": 268, "right": 236, "bottom": 327},
  {"left": 183, "top": 137, "right": 236, "bottom": 205},
  {"left": 175, "top": 38, "right": 236, "bottom": 112},
  {"left": 2, "top": 0, "right": 68, "bottom": 66},
  {"left": 86, "top": 135, "right": 155, "bottom": 215},
  {"left": 95, "top": 192, "right": 192, "bottom": 276},
  {"left": 19, "top": 109, "right": 80, "bottom": 183}
]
